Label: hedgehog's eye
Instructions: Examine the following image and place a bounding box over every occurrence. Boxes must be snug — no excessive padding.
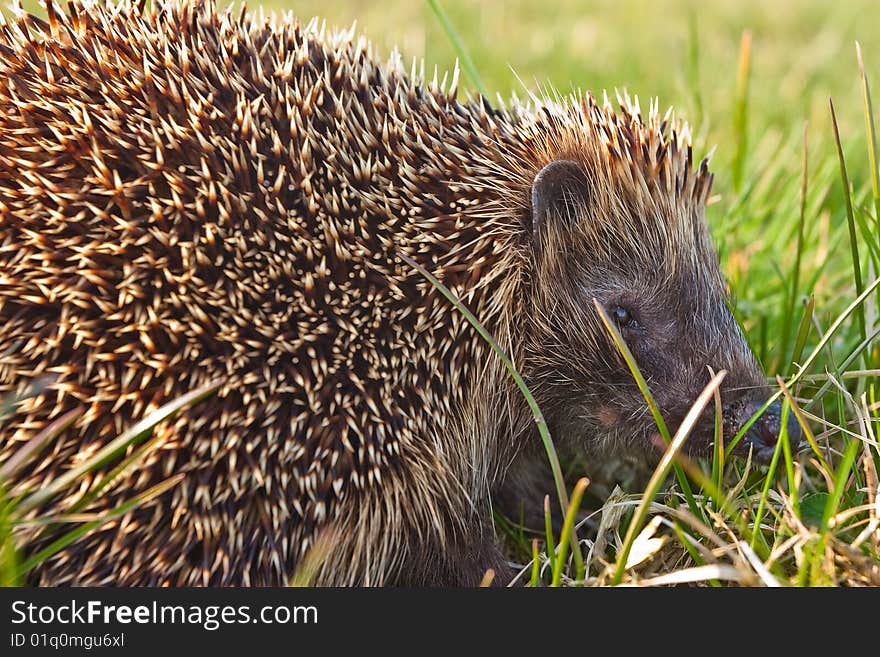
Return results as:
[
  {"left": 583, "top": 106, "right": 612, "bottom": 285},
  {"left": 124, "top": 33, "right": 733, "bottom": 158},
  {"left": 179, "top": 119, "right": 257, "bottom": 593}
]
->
[{"left": 610, "top": 305, "right": 639, "bottom": 330}]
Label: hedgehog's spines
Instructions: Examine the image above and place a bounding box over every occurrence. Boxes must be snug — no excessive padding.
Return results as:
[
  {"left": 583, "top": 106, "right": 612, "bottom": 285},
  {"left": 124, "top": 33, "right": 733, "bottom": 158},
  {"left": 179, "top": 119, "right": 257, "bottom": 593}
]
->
[{"left": 1, "top": 0, "right": 716, "bottom": 586}]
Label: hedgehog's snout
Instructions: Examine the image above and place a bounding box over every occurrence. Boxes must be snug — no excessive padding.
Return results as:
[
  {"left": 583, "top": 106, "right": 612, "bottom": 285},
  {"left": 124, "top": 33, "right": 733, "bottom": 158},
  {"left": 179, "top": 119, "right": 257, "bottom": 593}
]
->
[{"left": 729, "top": 398, "right": 803, "bottom": 462}]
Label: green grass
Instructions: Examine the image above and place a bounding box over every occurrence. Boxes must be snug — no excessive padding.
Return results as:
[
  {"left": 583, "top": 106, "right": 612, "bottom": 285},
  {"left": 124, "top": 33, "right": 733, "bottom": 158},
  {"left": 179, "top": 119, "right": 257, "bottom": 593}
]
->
[
  {"left": 3, "top": 0, "right": 879, "bottom": 586},
  {"left": 0, "top": 381, "right": 222, "bottom": 585}
]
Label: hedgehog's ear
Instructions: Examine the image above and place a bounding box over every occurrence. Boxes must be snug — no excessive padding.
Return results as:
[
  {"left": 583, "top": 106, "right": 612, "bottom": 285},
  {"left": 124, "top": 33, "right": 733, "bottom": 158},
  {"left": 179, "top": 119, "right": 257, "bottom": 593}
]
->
[{"left": 529, "top": 160, "right": 589, "bottom": 245}]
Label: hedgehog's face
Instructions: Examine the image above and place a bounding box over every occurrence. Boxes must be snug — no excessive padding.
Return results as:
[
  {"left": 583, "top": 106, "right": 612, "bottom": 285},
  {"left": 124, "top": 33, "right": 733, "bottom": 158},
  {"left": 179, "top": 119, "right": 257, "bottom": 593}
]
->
[{"left": 522, "top": 159, "right": 799, "bottom": 462}]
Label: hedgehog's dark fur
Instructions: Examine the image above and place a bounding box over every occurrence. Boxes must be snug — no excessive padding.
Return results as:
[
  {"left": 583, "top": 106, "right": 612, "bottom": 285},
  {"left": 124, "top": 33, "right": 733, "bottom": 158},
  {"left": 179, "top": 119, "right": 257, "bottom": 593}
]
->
[{"left": 0, "top": 0, "right": 780, "bottom": 586}]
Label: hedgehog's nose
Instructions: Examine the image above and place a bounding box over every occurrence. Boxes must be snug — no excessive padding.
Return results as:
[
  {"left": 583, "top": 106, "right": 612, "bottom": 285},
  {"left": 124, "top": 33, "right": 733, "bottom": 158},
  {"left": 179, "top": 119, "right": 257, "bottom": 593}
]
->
[{"left": 739, "top": 399, "right": 802, "bottom": 462}]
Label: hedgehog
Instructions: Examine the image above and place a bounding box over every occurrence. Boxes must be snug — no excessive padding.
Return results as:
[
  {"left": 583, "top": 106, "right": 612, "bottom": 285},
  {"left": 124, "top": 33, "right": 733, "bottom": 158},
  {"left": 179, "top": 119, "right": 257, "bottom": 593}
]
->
[{"left": 0, "top": 0, "right": 798, "bottom": 586}]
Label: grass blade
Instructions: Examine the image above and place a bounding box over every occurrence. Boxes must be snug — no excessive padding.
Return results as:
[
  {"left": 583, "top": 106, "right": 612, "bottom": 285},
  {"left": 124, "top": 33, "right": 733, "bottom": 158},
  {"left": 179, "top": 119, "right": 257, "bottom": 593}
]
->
[
  {"left": 0, "top": 377, "right": 55, "bottom": 423},
  {"left": 425, "top": 0, "right": 488, "bottom": 98},
  {"left": 776, "top": 376, "right": 831, "bottom": 475},
  {"left": 732, "top": 30, "right": 752, "bottom": 192},
  {"left": 830, "top": 98, "right": 867, "bottom": 346},
  {"left": 856, "top": 43, "right": 880, "bottom": 380},
  {"left": 0, "top": 487, "right": 19, "bottom": 586},
  {"left": 820, "top": 437, "right": 862, "bottom": 533},
  {"left": 529, "top": 539, "right": 541, "bottom": 587},
  {"left": 16, "top": 379, "right": 222, "bottom": 515},
  {"left": 594, "top": 299, "right": 701, "bottom": 519},
  {"left": 778, "top": 399, "right": 799, "bottom": 517},
  {"left": 289, "top": 530, "right": 338, "bottom": 587},
  {"left": 669, "top": 520, "right": 721, "bottom": 587},
  {"left": 398, "top": 252, "right": 583, "bottom": 576},
  {"left": 0, "top": 407, "right": 83, "bottom": 481},
  {"left": 551, "top": 477, "right": 589, "bottom": 586},
  {"left": 778, "top": 123, "right": 809, "bottom": 375},
  {"left": 856, "top": 43, "right": 880, "bottom": 237},
  {"left": 16, "top": 474, "right": 183, "bottom": 576},
  {"left": 790, "top": 295, "right": 815, "bottom": 374},
  {"left": 711, "top": 375, "right": 724, "bottom": 492},
  {"left": 611, "top": 370, "right": 727, "bottom": 584},
  {"left": 727, "top": 275, "right": 880, "bottom": 455},
  {"left": 805, "top": 323, "right": 880, "bottom": 410},
  {"left": 66, "top": 430, "right": 168, "bottom": 515},
  {"left": 785, "top": 278, "right": 880, "bottom": 385},
  {"left": 398, "top": 253, "right": 566, "bottom": 507},
  {"left": 543, "top": 494, "right": 556, "bottom": 577},
  {"left": 748, "top": 431, "right": 785, "bottom": 555}
]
